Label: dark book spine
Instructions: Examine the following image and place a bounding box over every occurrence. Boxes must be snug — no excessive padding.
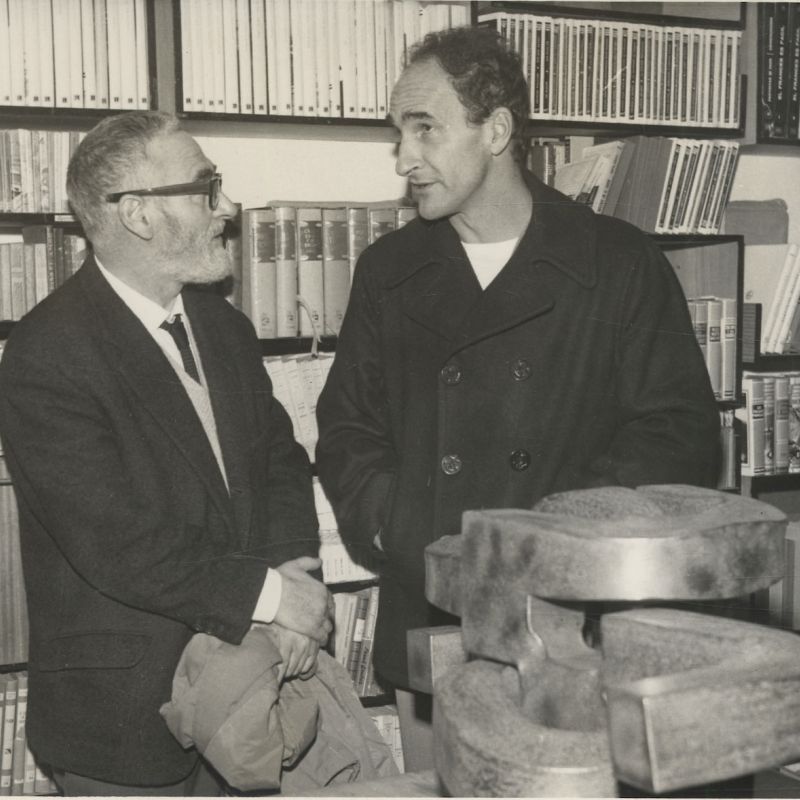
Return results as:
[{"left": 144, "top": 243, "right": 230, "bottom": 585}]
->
[
  {"left": 775, "top": 3, "right": 791, "bottom": 138},
  {"left": 787, "top": 3, "right": 800, "bottom": 138},
  {"left": 760, "top": 3, "right": 778, "bottom": 137}
]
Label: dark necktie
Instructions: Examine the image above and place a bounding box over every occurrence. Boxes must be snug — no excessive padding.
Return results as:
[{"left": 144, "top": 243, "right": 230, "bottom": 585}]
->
[{"left": 160, "top": 314, "right": 200, "bottom": 383}]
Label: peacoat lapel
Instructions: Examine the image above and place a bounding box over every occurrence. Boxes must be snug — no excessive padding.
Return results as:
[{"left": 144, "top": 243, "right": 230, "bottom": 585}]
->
[
  {"left": 78, "top": 259, "right": 235, "bottom": 529},
  {"left": 396, "top": 175, "right": 599, "bottom": 354}
]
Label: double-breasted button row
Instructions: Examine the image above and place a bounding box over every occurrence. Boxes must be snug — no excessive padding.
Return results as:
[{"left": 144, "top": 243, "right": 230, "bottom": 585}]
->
[
  {"left": 440, "top": 451, "right": 531, "bottom": 475},
  {"left": 441, "top": 454, "right": 463, "bottom": 475},
  {"left": 440, "top": 363, "right": 462, "bottom": 385}
]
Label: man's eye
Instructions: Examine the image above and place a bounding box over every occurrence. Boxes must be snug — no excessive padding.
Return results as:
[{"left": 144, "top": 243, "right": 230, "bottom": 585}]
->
[{"left": 417, "top": 123, "right": 433, "bottom": 135}]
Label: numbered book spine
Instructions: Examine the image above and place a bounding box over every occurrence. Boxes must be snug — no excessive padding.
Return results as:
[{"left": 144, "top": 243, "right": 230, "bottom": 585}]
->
[
  {"left": 321, "top": 207, "right": 350, "bottom": 336},
  {"left": 274, "top": 206, "right": 298, "bottom": 337},
  {"left": 738, "top": 374, "right": 766, "bottom": 477},
  {"left": 296, "top": 207, "right": 324, "bottom": 337}
]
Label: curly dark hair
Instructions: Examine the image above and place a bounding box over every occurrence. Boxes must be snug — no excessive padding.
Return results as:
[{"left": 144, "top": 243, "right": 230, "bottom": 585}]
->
[{"left": 408, "top": 25, "right": 530, "bottom": 165}]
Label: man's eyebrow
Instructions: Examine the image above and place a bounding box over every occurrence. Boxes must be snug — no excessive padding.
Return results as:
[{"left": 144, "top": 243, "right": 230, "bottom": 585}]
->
[
  {"left": 193, "top": 164, "right": 216, "bottom": 180},
  {"left": 389, "top": 110, "right": 435, "bottom": 127}
]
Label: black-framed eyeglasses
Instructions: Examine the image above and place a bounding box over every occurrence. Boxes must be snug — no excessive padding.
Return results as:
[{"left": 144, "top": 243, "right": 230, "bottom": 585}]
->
[{"left": 105, "top": 173, "right": 223, "bottom": 210}]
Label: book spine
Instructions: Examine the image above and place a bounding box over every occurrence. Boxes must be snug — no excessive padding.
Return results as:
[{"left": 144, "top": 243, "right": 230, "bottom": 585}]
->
[
  {"left": 274, "top": 206, "right": 298, "bottom": 337},
  {"left": 739, "top": 375, "right": 766, "bottom": 477},
  {"left": 720, "top": 297, "right": 737, "bottom": 402},
  {"left": 704, "top": 297, "right": 723, "bottom": 401},
  {"left": 296, "top": 207, "right": 324, "bottom": 337},
  {"left": 1, "top": 675, "right": 18, "bottom": 796},
  {"left": 321, "top": 207, "right": 350, "bottom": 336},
  {"left": 775, "top": 374, "right": 791, "bottom": 474},
  {"left": 789, "top": 375, "right": 800, "bottom": 473},
  {"left": 763, "top": 374, "right": 776, "bottom": 475}
]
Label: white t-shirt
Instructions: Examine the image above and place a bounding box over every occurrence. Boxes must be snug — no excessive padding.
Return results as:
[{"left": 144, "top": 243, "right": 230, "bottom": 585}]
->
[{"left": 461, "top": 237, "right": 520, "bottom": 290}]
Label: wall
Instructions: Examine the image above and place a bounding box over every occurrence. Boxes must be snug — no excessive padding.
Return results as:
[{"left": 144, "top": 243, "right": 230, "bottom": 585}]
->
[{"left": 730, "top": 150, "right": 800, "bottom": 242}]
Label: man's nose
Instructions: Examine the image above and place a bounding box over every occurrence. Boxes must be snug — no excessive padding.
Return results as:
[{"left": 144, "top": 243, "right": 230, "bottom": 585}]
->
[
  {"left": 395, "top": 137, "right": 420, "bottom": 177},
  {"left": 215, "top": 190, "right": 237, "bottom": 218}
]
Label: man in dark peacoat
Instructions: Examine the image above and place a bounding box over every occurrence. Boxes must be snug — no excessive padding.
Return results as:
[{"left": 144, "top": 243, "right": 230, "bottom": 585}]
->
[
  {"left": 0, "top": 112, "right": 333, "bottom": 794},
  {"left": 315, "top": 26, "right": 720, "bottom": 764}
]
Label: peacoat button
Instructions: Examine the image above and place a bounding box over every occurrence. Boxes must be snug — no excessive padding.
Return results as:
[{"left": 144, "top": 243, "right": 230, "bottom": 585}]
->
[
  {"left": 509, "top": 449, "right": 531, "bottom": 471},
  {"left": 441, "top": 454, "right": 463, "bottom": 475},
  {"left": 440, "top": 363, "right": 463, "bottom": 385},
  {"left": 510, "top": 358, "right": 532, "bottom": 381}
]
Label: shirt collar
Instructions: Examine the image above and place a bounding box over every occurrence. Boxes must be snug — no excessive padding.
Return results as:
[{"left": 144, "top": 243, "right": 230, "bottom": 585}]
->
[{"left": 95, "top": 256, "right": 185, "bottom": 332}]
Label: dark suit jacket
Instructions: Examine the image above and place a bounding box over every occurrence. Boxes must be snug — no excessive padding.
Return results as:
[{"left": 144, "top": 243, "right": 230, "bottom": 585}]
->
[
  {"left": 0, "top": 257, "right": 319, "bottom": 785},
  {"left": 316, "top": 175, "right": 721, "bottom": 688}
]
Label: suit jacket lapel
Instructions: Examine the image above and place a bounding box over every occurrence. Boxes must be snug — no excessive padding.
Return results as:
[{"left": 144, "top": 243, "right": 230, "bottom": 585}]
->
[{"left": 79, "top": 261, "right": 234, "bottom": 526}]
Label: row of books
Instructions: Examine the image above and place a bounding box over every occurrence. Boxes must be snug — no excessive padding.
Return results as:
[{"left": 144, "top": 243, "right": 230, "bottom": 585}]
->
[
  {"left": 178, "top": 0, "right": 470, "bottom": 118},
  {"left": 0, "top": 481, "right": 27, "bottom": 670},
  {"left": 367, "top": 705, "right": 404, "bottom": 773},
  {"left": 763, "top": 521, "right": 800, "bottom": 631},
  {"left": 687, "top": 296, "right": 738, "bottom": 403},
  {"left": 758, "top": 4, "right": 800, "bottom": 141},
  {"left": 554, "top": 136, "right": 739, "bottom": 234},
  {"left": 481, "top": 9, "right": 741, "bottom": 128},
  {"left": 0, "top": 0, "right": 150, "bottom": 110},
  {"left": 239, "top": 202, "right": 416, "bottom": 340},
  {"left": 332, "top": 586, "right": 380, "bottom": 697},
  {"left": 0, "top": 231, "right": 90, "bottom": 323},
  {"left": 744, "top": 243, "right": 800, "bottom": 356},
  {"left": 737, "top": 371, "right": 800, "bottom": 477},
  {"left": 0, "top": 130, "right": 85, "bottom": 214},
  {"left": 1, "top": 672, "right": 57, "bottom": 796},
  {"left": 314, "top": 477, "right": 377, "bottom": 585}
]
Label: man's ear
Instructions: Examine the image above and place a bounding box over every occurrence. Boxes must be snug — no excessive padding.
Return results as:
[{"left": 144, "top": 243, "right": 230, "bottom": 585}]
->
[
  {"left": 117, "top": 195, "right": 155, "bottom": 241},
  {"left": 488, "top": 106, "right": 514, "bottom": 156}
]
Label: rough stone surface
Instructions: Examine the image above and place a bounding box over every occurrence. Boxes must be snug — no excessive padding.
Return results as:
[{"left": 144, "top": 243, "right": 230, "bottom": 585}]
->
[{"left": 422, "top": 485, "right": 800, "bottom": 797}]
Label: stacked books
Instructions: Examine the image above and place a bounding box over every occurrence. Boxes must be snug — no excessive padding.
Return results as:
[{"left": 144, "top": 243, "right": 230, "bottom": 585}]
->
[
  {"left": 0, "top": 0, "right": 150, "bottom": 110},
  {"left": 0, "top": 130, "right": 85, "bottom": 214},
  {"left": 481, "top": 6, "right": 741, "bottom": 128},
  {"left": 762, "top": 521, "right": 800, "bottom": 631},
  {"left": 737, "top": 370, "right": 800, "bottom": 477},
  {"left": 314, "top": 477, "right": 377, "bottom": 585},
  {"left": 758, "top": 4, "right": 800, "bottom": 141},
  {"left": 687, "top": 296, "right": 738, "bottom": 402},
  {"left": 0, "top": 228, "right": 89, "bottom": 322},
  {"left": 241, "top": 202, "right": 416, "bottom": 340},
  {"left": 178, "top": 0, "right": 470, "bottom": 118},
  {"left": 554, "top": 136, "right": 739, "bottom": 234},
  {"left": 1, "top": 671, "right": 59, "bottom": 796},
  {"left": 332, "top": 585, "right": 380, "bottom": 697},
  {"left": 744, "top": 243, "right": 800, "bottom": 355}
]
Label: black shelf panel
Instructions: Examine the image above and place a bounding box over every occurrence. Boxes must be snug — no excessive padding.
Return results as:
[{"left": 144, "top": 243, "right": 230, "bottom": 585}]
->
[
  {"left": 744, "top": 354, "right": 800, "bottom": 372},
  {"left": 0, "top": 213, "right": 80, "bottom": 229},
  {"left": 260, "top": 337, "right": 337, "bottom": 357}
]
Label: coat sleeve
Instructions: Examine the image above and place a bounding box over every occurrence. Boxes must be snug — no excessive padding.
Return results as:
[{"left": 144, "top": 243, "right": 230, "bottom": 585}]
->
[
  {"left": 315, "top": 254, "right": 396, "bottom": 557},
  {"left": 565, "top": 238, "right": 721, "bottom": 490}
]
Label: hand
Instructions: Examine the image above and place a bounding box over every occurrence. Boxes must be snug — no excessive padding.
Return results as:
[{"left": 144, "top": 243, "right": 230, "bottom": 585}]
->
[
  {"left": 266, "top": 624, "right": 320, "bottom": 682},
  {"left": 274, "top": 556, "right": 334, "bottom": 645}
]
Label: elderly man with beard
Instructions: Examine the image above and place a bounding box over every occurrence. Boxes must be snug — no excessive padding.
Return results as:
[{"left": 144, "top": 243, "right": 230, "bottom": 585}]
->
[{"left": 0, "top": 111, "right": 332, "bottom": 796}]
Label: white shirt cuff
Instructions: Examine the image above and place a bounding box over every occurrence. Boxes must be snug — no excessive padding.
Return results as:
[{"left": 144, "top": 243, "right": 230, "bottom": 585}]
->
[{"left": 252, "top": 568, "right": 282, "bottom": 623}]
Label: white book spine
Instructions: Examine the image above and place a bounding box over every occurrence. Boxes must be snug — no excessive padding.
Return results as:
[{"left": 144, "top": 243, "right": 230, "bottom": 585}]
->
[
  {"left": 235, "top": 0, "right": 253, "bottom": 113},
  {"left": 134, "top": 0, "right": 150, "bottom": 108},
  {"left": 80, "top": 0, "right": 97, "bottom": 108},
  {"left": 221, "top": 0, "right": 239, "bottom": 113},
  {"left": 94, "top": 0, "right": 109, "bottom": 109},
  {"left": 106, "top": 0, "right": 122, "bottom": 108},
  {"left": 22, "top": 0, "right": 42, "bottom": 106},
  {"left": 251, "top": 0, "right": 268, "bottom": 114},
  {"left": 8, "top": 0, "right": 26, "bottom": 105}
]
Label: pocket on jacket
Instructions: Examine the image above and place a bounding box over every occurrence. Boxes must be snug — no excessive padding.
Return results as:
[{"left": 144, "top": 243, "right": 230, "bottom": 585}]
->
[{"left": 37, "top": 631, "right": 151, "bottom": 671}]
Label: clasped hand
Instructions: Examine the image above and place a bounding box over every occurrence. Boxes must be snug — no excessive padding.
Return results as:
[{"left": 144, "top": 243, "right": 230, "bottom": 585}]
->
[{"left": 271, "top": 556, "right": 335, "bottom": 680}]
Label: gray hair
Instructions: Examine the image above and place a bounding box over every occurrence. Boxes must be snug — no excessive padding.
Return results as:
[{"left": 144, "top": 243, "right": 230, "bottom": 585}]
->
[{"left": 66, "top": 111, "right": 182, "bottom": 241}]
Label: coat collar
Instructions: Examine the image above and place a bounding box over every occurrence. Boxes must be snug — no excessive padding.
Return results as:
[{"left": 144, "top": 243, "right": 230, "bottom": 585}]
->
[
  {"left": 386, "top": 173, "right": 598, "bottom": 350},
  {"left": 76, "top": 258, "right": 238, "bottom": 531}
]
